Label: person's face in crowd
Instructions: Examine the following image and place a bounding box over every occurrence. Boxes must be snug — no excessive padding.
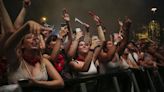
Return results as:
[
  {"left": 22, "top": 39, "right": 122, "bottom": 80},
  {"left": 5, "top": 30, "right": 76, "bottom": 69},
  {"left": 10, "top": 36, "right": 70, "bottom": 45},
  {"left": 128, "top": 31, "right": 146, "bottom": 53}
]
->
[
  {"left": 41, "top": 28, "right": 52, "bottom": 37},
  {"left": 106, "top": 41, "right": 113, "bottom": 50},
  {"left": 78, "top": 41, "right": 90, "bottom": 55},
  {"left": 49, "top": 39, "right": 56, "bottom": 48},
  {"left": 91, "top": 36, "right": 100, "bottom": 43},
  {"left": 128, "top": 43, "right": 135, "bottom": 50},
  {"left": 22, "top": 33, "right": 40, "bottom": 50}
]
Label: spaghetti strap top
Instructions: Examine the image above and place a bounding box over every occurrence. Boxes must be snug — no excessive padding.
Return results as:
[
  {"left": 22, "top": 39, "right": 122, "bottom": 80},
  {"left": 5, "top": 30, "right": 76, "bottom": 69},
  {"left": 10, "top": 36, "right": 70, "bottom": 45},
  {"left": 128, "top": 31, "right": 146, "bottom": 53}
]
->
[
  {"left": 78, "top": 60, "right": 98, "bottom": 76},
  {"left": 8, "top": 58, "right": 48, "bottom": 84}
]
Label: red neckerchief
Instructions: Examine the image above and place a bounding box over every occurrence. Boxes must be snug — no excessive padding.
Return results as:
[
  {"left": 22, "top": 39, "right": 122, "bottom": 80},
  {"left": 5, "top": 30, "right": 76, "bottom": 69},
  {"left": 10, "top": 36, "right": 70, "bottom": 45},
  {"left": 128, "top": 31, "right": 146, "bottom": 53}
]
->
[
  {"left": 23, "top": 54, "right": 41, "bottom": 66},
  {"left": 76, "top": 56, "right": 85, "bottom": 62},
  {"left": 53, "top": 54, "right": 65, "bottom": 72}
]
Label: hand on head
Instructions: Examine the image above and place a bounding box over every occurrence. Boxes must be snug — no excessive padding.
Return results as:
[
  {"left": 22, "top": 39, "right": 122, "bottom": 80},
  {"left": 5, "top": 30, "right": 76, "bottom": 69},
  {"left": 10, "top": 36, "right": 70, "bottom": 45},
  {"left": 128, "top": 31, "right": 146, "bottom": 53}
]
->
[{"left": 27, "top": 20, "right": 42, "bottom": 34}]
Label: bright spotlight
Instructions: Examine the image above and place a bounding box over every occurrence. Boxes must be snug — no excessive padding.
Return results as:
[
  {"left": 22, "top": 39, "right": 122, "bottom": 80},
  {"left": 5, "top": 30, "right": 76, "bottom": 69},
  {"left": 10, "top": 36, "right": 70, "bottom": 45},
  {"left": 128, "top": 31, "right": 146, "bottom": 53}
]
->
[
  {"left": 151, "top": 7, "right": 157, "bottom": 12},
  {"left": 41, "top": 16, "right": 47, "bottom": 23}
]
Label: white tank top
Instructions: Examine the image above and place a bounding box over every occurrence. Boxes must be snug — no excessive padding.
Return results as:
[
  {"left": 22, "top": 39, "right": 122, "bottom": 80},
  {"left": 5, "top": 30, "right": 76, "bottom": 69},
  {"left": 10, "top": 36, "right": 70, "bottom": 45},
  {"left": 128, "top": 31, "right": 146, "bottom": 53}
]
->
[
  {"left": 128, "top": 52, "right": 138, "bottom": 63},
  {"left": 8, "top": 59, "right": 48, "bottom": 84},
  {"left": 79, "top": 61, "right": 97, "bottom": 76},
  {"left": 107, "top": 53, "right": 120, "bottom": 69},
  {"left": 120, "top": 57, "right": 130, "bottom": 69}
]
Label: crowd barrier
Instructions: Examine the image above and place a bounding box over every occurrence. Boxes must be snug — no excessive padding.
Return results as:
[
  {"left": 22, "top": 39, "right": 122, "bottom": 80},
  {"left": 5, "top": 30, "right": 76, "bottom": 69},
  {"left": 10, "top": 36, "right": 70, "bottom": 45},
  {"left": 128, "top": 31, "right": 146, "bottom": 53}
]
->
[{"left": 0, "top": 68, "right": 164, "bottom": 92}]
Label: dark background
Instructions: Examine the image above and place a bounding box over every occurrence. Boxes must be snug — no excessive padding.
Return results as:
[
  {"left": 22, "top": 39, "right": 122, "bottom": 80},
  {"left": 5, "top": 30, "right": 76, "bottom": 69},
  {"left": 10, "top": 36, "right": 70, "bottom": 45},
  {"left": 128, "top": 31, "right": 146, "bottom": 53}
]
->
[{"left": 3, "top": 0, "right": 164, "bottom": 40}]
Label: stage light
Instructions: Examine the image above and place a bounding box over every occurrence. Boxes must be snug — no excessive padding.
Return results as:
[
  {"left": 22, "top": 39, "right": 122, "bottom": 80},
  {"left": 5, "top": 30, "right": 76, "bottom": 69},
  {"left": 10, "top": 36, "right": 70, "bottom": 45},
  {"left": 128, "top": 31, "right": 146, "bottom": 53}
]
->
[
  {"left": 151, "top": 7, "right": 157, "bottom": 12},
  {"left": 41, "top": 16, "right": 47, "bottom": 23}
]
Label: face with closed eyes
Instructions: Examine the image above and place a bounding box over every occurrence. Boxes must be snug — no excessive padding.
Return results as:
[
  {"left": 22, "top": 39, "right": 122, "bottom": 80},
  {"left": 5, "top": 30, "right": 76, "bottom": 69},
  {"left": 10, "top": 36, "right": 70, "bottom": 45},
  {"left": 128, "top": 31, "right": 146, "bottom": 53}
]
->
[{"left": 22, "top": 33, "right": 40, "bottom": 50}]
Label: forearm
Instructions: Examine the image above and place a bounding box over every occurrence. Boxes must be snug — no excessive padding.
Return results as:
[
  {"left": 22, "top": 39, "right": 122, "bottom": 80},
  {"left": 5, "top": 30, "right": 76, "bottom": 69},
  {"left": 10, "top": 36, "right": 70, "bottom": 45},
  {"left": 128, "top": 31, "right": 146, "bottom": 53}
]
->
[
  {"left": 50, "top": 38, "right": 62, "bottom": 60},
  {"left": 4, "top": 21, "right": 30, "bottom": 49},
  {"left": 117, "top": 28, "right": 129, "bottom": 56},
  {"left": 92, "top": 46, "right": 102, "bottom": 62},
  {"left": 14, "top": 7, "right": 27, "bottom": 30},
  {"left": 67, "top": 39, "right": 79, "bottom": 58},
  {"left": 64, "top": 23, "right": 72, "bottom": 53},
  {"left": 84, "top": 31, "right": 91, "bottom": 44},
  {"left": 0, "top": 23, "right": 5, "bottom": 41},
  {"left": 0, "top": 0, "right": 15, "bottom": 33},
  {"left": 97, "top": 26, "right": 105, "bottom": 41},
  {"left": 82, "top": 50, "right": 94, "bottom": 71},
  {"left": 33, "top": 80, "right": 64, "bottom": 89}
]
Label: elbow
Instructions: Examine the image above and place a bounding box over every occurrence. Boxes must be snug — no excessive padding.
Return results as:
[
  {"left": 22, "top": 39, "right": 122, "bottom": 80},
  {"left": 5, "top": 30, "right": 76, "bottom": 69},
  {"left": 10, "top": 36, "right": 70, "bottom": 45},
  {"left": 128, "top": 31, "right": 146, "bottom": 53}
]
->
[
  {"left": 67, "top": 52, "right": 75, "bottom": 58},
  {"left": 58, "top": 79, "right": 64, "bottom": 88},
  {"left": 52, "top": 79, "right": 64, "bottom": 89}
]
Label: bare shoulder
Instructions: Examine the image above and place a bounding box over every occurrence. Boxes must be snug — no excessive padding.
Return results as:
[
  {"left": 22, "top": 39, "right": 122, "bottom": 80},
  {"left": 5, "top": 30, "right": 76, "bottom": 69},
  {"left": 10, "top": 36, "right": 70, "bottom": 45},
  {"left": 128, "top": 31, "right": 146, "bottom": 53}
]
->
[{"left": 41, "top": 57, "right": 51, "bottom": 65}]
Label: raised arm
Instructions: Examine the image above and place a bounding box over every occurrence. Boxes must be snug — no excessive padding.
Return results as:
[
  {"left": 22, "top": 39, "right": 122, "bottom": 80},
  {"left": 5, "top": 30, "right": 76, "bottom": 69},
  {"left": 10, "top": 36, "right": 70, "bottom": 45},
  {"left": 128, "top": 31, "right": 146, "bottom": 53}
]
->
[
  {"left": 62, "top": 8, "right": 72, "bottom": 53},
  {"left": 67, "top": 29, "right": 83, "bottom": 58},
  {"left": 91, "top": 12, "right": 116, "bottom": 62},
  {"left": 14, "top": 0, "right": 31, "bottom": 30},
  {"left": 0, "top": 0, "right": 15, "bottom": 33},
  {"left": 50, "top": 26, "right": 68, "bottom": 61},
  {"left": 116, "top": 17, "right": 132, "bottom": 56},
  {"left": 83, "top": 23, "right": 91, "bottom": 44},
  {"left": 4, "top": 20, "right": 42, "bottom": 50},
  {"left": 89, "top": 11, "right": 105, "bottom": 41}
]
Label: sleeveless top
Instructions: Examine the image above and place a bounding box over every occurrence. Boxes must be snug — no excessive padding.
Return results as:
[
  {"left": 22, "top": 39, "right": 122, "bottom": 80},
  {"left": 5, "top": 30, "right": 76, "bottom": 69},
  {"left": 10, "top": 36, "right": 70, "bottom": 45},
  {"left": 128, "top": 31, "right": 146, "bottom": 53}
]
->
[
  {"left": 120, "top": 57, "right": 130, "bottom": 69},
  {"left": 72, "top": 60, "right": 98, "bottom": 76},
  {"left": 107, "top": 53, "right": 120, "bottom": 69},
  {"left": 128, "top": 52, "right": 138, "bottom": 63},
  {"left": 8, "top": 59, "right": 48, "bottom": 84},
  {"left": 99, "top": 53, "right": 120, "bottom": 74},
  {"left": 78, "top": 60, "right": 98, "bottom": 76}
]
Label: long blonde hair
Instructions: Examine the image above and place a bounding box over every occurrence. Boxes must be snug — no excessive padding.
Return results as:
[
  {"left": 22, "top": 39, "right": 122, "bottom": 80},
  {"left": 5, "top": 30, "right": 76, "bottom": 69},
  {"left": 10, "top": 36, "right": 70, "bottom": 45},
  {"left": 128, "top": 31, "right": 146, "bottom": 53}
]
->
[{"left": 16, "top": 33, "right": 42, "bottom": 61}]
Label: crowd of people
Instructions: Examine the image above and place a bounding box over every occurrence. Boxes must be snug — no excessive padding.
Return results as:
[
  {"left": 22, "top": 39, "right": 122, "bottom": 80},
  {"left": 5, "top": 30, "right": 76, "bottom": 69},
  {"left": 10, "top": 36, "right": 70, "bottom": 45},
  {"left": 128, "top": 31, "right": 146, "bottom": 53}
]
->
[{"left": 0, "top": 0, "right": 164, "bottom": 92}]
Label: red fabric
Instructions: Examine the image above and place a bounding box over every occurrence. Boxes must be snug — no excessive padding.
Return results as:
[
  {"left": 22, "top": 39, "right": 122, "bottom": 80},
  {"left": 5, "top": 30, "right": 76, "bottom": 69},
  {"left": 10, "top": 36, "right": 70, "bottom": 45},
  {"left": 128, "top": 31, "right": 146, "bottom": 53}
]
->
[
  {"left": 23, "top": 55, "right": 41, "bottom": 66},
  {"left": 76, "top": 56, "right": 85, "bottom": 62},
  {"left": 53, "top": 54, "right": 65, "bottom": 72}
]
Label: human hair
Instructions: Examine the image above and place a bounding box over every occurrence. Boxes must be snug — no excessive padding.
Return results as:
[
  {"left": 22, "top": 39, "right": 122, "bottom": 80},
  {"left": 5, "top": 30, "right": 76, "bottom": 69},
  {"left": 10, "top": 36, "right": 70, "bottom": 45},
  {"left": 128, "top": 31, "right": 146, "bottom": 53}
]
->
[{"left": 16, "top": 33, "right": 42, "bottom": 61}]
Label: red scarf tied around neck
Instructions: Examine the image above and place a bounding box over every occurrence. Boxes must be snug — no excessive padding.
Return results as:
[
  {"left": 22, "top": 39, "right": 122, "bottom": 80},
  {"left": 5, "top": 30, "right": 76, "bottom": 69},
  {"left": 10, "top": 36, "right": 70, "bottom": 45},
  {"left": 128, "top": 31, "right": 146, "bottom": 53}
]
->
[{"left": 23, "top": 54, "right": 41, "bottom": 66}]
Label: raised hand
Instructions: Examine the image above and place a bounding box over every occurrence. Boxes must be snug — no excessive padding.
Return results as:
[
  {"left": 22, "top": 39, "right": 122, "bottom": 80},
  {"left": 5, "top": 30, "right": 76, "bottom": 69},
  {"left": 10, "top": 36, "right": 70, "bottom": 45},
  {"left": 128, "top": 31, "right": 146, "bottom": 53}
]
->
[
  {"left": 62, "top": 8, "right": 70, "bottom": 22},
  {"left": 75, "top": 28, "right": 83, "bottom": 40},
  {"left": 23, "top": 0, "right": 31, "bottom": 8},
  {"left": 59, "top": 25, "right": 68, "bottom": 38},
  {"left": 27, "top": 20, "right": 42, "bottom": 34},
  {"left": 90, "top": 37, "right": 102, "bottom": 49},
  {"left": 123, "top": 17, "right": 132, "bottom": 31},
  {"left": 89, "top": 11, "right": 101, "bottom": 25}
]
